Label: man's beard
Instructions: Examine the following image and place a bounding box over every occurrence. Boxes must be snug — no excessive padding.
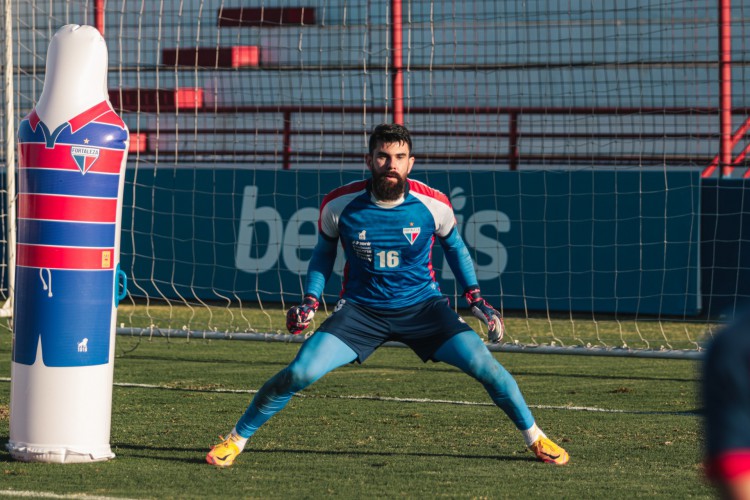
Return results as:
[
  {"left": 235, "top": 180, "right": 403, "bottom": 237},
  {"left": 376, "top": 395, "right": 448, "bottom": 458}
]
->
[{"left": 372, "top": 171, "right": 407, "bottom": 201}]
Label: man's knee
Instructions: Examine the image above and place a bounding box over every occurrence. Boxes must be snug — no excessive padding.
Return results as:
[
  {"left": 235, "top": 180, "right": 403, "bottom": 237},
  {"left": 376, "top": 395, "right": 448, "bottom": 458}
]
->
[
  {"left": 466, "top": 352, "right": 507, "bottom": 387},
  {"left": 284, "top": 361, "right": 325, "bottom": 391}
]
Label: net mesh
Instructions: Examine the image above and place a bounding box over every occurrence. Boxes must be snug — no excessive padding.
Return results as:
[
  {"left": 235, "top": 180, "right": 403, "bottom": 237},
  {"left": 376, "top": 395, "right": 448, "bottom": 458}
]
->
[{"left": 4, "top": 0, "right": 747, "bottom": 353}]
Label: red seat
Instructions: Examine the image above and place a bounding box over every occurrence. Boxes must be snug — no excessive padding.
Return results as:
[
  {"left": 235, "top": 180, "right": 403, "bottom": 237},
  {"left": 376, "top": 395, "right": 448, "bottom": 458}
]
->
[
  {"left": 162, "top": 46, "right": 259, "bottom": 68},
  {"left": 128, "top": 133, "right": 147, "bottom": 153},
  {"left": 109, "top": 88, "right": 204, "bottom": 112}
]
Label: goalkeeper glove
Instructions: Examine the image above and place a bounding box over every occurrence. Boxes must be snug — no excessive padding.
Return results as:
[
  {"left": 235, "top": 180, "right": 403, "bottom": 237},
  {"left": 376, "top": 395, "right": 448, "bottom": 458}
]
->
[
  {"left": 286, "top": 294, "right": 320, "bottom": 335},
  {"left": 464, "top": 287, "right": 504, "bottom": 343}
]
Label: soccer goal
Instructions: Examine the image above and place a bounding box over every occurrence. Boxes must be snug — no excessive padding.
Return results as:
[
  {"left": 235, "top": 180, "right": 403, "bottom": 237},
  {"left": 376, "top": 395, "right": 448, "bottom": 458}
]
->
[{"left": 3, "top": 0, "right": 749, "bottom": 359}]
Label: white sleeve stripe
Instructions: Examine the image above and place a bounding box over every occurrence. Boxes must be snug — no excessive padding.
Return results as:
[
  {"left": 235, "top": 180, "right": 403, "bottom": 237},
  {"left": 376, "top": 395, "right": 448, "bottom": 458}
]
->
[
  {"left": 410, "top": 191, "right": 456, "bottom": 238},
  {"left": 320, "top": 190, "right": 363, "bottom": 238}
]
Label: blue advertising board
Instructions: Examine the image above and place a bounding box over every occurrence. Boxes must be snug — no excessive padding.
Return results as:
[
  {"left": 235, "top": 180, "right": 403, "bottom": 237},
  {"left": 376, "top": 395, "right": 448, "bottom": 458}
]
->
[
  {"left": 121, "top": 169, "right": 701, "bottom": 316},
  {"left": 701, "top": 179, "right": 750, "bottom": 318}
]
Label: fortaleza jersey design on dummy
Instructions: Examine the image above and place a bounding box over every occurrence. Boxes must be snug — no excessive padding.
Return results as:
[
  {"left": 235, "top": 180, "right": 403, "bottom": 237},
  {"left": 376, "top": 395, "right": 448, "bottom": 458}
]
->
[
  {"left": 319, "top": 178, "right": 456, "bottom": 308},
  {"left": 13, "top": 101, "right": 128, "bottom": 367}
]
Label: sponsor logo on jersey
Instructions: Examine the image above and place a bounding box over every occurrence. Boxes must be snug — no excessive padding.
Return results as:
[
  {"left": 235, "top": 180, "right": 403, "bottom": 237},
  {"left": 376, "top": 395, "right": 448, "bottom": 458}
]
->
[
  {"left": 352, "top": 239, "right": 372, "bottom": 262},
  {"left": 71, "top": 145, "right": 100, "bottom": 174},
  {"left": 403, "top": 226, "right": 420, "bottom": 244}
]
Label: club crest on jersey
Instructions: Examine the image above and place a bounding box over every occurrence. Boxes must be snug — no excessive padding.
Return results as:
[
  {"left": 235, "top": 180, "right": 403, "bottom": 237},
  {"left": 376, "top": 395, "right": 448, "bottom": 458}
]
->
[
  {"left": 403, "top": 227, "right": 420, "bottom": 245},
  {"left": 71, "top": 145, "right": 100, "bottom": 174}
]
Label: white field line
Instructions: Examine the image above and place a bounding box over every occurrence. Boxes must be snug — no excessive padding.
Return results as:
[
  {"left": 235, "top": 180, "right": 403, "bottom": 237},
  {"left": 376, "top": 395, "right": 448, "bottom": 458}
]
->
[
  {"left": 0, "top": 377, "right": 699, "bottom": 416},
  {"left": 0, "top": 490, "right": 140, "bottom": 500}
]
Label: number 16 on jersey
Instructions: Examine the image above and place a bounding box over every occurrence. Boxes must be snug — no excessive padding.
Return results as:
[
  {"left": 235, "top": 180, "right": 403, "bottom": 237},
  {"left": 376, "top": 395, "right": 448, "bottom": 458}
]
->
[{"left": 375, "top": 249, "right": 401, "bottom": 269}]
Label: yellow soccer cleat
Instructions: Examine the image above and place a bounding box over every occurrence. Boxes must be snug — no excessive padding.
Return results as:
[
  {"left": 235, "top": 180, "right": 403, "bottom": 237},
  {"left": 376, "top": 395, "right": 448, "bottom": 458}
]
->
[
  {"left": 529, "top": 436, "right": 569, "bottom": 465},
  {"left": 206, "top": 435, "right": 242, "bottom": 467}
]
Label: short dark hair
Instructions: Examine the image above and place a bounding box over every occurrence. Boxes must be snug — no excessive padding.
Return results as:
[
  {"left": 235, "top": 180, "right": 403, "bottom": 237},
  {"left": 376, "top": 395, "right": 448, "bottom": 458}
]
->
[{"left": 368, "top": 123, "right": 412, "bottom": 155}]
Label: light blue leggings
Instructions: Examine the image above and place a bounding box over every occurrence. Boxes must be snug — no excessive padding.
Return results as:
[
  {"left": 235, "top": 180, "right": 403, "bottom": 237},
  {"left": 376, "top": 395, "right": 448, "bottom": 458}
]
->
[{"left": 234, "top": 330, "right": 534, "bottom": 438}]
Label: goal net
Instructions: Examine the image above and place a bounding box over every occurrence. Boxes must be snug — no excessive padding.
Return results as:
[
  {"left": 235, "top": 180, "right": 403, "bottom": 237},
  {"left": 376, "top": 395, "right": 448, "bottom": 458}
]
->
[{"left": 5, "top": 0, "right": 747, "bottom": 357}]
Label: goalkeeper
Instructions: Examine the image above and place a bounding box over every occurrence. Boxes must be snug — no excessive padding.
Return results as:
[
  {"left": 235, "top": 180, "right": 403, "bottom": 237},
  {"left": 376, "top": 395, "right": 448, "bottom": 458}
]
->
[{"left": 207, "top": 123, "right": 569, "bottom": 467}]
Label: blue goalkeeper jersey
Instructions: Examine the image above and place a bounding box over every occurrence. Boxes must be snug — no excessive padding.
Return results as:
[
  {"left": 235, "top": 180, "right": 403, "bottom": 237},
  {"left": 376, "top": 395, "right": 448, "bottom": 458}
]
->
[{"left": 317, "top": 178, "right": 471, "bottom": 309}]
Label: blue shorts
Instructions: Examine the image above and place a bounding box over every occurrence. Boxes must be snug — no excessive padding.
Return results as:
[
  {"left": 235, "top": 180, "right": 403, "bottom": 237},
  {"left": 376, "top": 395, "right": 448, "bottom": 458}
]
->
[{"left": 315, "top": 296, "right": 473, "bottom": 363}]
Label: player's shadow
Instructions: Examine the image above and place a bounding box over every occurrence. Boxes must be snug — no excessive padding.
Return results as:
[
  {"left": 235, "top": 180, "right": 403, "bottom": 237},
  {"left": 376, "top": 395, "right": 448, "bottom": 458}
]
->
[
  {"left": 111, "top": 442, "right": 534, "bottom": 465},
  {"left": 0, "top": 439, "right": 536, "bottom": 465},
  {"left": 112, "top": 354, "right": 696, "bottom": 383}
]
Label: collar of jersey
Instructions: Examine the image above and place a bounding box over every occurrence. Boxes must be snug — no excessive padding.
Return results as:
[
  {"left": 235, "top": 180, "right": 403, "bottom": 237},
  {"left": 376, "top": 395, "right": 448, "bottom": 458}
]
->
[{"left": 371, "top": 194, "right": 405, "bottom": 208}]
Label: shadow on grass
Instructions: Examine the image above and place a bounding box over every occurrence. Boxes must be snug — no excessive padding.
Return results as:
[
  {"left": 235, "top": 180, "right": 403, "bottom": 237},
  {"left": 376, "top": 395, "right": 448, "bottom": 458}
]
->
[
  {"left": 107, "top": 442, "right": 536, "bottom": 465},
  {"left": 113, "top": 354, "right": 698, "bottom": 383}
]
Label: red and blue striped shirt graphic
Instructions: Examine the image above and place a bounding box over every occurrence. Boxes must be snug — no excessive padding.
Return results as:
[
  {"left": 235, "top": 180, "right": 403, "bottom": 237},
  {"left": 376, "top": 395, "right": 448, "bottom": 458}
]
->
[{"left": 17, "top": 101, "right": 127, "bottom": 271}]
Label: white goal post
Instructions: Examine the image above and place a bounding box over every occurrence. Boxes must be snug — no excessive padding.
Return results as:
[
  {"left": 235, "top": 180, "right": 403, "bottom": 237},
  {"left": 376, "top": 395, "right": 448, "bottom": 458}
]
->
[
  {"left": 0, "top": 0, "right": 13, "bottom": 319},
  {"left": 4, "top": 0, "right": 749, "bottom": 359}
]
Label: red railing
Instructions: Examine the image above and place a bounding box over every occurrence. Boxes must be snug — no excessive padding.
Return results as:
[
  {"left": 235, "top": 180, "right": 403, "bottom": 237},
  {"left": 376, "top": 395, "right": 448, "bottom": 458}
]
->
[
  {"left": 718, "top": 0, "right": 734, "bottom": 178},
  {"left": 103, "top": 0, "right": 743, "bottom": 177},
  {"left": 116, "top": 104, "right": 740, "bottom": 173}
]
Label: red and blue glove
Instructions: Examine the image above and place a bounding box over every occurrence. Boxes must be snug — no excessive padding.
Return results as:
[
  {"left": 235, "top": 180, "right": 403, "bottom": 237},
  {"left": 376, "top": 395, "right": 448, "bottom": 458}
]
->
[
  {"left": 464, "top": 287, "right": 504, "bottom": 343},
  {"left": 286, "top": 294, "right": 320, "bottom": 334}
]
